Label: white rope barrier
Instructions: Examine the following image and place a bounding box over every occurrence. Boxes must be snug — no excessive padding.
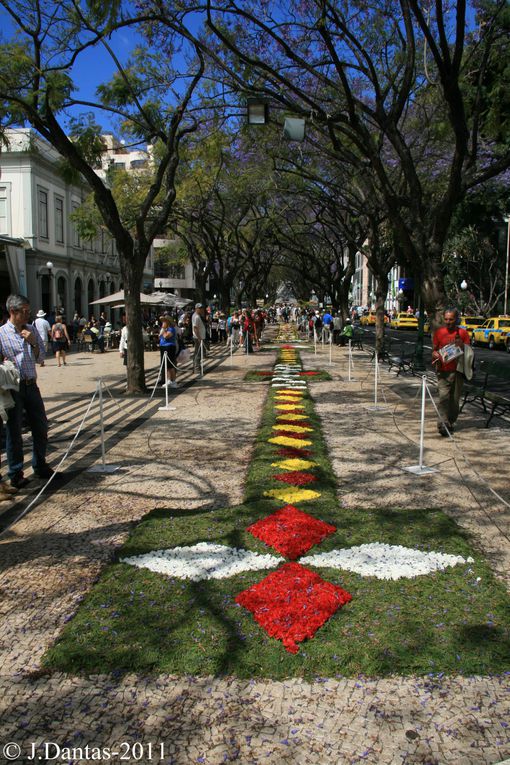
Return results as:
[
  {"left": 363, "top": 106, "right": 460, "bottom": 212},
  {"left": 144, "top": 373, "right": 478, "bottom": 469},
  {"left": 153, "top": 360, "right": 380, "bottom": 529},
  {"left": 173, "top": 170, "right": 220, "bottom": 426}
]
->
[
  {"left": 423, "top": 379, "right": 510, "bottom": 509},
  {"left": 0, "top": 386, "right": 99, "bottom": 534}
]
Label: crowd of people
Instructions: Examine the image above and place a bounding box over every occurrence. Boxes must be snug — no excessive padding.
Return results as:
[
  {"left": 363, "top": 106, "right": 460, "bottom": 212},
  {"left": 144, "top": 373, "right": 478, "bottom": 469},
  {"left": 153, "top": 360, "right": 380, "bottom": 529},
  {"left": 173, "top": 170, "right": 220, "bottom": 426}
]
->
[{"left": 0, "top": 293, "right": 472, "bottom": 504}]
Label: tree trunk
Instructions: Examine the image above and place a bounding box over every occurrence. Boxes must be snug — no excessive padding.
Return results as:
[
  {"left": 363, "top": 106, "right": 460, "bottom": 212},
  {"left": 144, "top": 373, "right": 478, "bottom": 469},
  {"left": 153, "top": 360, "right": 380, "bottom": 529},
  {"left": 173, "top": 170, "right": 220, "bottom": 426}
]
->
[
  {"left": 121, "top": 250, "right": 147, "bottom": 394},
  {"left": 374, "top": 273, "right": 389, "bottom": 356},
  {"left": 419, "top": 251, "right": 447, "bottom": 332}
]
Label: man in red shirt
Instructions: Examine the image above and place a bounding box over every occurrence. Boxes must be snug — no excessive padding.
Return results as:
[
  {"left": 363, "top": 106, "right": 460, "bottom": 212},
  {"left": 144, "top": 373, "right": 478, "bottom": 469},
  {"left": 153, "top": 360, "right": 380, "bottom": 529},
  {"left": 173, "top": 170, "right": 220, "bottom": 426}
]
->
[{"left": 432, "top": 308, "right": 470, "bottom": 436}]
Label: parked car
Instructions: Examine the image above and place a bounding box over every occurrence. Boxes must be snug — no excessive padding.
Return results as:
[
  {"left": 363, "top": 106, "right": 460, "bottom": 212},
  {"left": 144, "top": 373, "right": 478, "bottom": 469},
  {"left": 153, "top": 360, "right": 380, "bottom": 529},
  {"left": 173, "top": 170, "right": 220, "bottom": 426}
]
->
[
  {"left": 500, "top": 330, "right": 510, "bottom": 353},
  {"left": 459, "top": 315, "right": 485, "bottom": 338},
  {"left": 390, "top": 312, "right": 418, "bottom": 330},
  {"left": 360, "top": 311, "right": 376, "bottom": 326},
  {"left": 360, "top": 311, "right": 390, "bottom": 326},
  {"left": 471, "top": 316, "right": 510, "bottom": 349}
]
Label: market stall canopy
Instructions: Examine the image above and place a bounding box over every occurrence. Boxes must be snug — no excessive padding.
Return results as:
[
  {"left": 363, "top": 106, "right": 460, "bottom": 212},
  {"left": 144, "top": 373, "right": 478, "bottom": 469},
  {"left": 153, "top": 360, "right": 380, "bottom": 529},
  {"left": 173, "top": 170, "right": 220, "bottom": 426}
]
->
[{"left": 89, "top": 290, "right": 191, "bottom": 308}]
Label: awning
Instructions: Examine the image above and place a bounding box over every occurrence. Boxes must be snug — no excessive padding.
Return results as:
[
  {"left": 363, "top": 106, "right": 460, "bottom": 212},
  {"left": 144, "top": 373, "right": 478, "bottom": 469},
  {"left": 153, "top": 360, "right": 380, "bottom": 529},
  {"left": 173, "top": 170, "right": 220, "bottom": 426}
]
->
[{"left": 89, "top": 290, "right": 183, "bottom": 307}]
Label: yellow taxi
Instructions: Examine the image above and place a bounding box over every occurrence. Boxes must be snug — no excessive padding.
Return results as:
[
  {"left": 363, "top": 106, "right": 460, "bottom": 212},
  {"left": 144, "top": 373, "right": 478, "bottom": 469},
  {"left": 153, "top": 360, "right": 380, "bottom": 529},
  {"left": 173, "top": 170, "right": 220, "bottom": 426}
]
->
[
  {"left": 459, "top": 315, "right": 485, "bottom": 338},
  {"left": 360, "top": 311, "right": 376, "bottom": 326},
  {"left": 498, "top": 329, "right": 510, "bottom": 353},
  {"left": 390, "top": 312, "right": 418, "bottom": 330},
  {"left": 471, "top": 316, "right": 510, "bottom": 349},
  {"left": 360, "top": 311, "right": 390, "bottom": 326}
]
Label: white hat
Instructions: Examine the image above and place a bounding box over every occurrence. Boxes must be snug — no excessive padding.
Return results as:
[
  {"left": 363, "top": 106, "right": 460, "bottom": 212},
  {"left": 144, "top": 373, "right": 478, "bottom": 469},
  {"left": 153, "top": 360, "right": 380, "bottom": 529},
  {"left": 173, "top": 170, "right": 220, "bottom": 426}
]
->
[{"left": 36, "top": 309, "right": 46, "bottom": 318}]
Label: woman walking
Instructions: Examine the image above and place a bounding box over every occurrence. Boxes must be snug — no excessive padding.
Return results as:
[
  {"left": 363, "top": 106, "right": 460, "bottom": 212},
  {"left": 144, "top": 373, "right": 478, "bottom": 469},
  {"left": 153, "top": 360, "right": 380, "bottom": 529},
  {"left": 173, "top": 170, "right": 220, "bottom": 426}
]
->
[{"left": 51, "top": 314, "right": 70, "bottom": 367}]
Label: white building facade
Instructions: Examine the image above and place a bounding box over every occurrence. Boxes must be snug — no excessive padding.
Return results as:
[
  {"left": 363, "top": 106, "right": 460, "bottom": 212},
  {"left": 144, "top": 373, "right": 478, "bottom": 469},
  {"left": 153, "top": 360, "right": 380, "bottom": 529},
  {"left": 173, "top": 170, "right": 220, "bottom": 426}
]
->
[{"left": 0, "top": 129, "right": 154, "bottom": 320}]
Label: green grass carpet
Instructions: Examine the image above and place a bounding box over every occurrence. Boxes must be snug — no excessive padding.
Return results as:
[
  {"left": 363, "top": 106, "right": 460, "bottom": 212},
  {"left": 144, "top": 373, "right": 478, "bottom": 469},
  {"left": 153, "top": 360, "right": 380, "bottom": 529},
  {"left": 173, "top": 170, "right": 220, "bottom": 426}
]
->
[{"left": 43, "top": 353, "right": 510, "bottom": 678}]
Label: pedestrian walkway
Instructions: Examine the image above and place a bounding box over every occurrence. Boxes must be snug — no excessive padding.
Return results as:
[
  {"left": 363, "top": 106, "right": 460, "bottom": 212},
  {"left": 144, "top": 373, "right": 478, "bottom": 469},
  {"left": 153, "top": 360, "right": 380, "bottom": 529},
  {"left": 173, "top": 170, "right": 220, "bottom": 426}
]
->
[{"left": 0, "top": 336, "right": 509, "bottom": 765}]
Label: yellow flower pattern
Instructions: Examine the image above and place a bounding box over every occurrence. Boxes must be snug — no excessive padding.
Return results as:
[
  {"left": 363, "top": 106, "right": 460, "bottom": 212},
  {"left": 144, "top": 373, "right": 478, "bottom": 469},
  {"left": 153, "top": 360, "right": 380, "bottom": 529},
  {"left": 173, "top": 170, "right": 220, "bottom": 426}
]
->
[
  {"left": 264, "top": 487, "right": 322, "bottom": 504},
  {"left": 271, "top": 458, "right": 318, "bottom": 471}
]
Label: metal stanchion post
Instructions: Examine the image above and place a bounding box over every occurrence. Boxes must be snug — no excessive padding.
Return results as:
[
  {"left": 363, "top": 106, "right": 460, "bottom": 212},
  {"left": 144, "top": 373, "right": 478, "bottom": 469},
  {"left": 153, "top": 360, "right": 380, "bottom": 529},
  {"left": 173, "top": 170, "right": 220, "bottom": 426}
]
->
[
  {"left": 348, "top": 340, "right": 353, "bottom": 381},
  {"left": 159, "top": 352, "right": 176, "bottom": 411},
  {"left": 314, "top": 329, "right": 317, "bottom": 355},
  {"left": 404, "top": 376, "right": 438, "bottom": 475},
  {"left": 329, "top": 332, "right": 333, "bottom": 366},
  {"left": 88, "top": 379, "right": 121, "bottom": 472},
  {"left": 200, "top": 340, "right": 205, "bottom": 376},
  {"left": 367, "top": 357, "right": 387, "bottom": 411}
]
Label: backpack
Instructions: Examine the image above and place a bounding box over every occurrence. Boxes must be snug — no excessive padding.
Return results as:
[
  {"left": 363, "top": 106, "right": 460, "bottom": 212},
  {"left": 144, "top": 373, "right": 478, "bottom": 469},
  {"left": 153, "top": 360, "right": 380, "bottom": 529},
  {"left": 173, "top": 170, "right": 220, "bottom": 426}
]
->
[
  {"left": 53, "top": 325, "right": 63, "bottom": 340},
  {"left": 314, "top": 316, "right": 323, "bottom": 330}
]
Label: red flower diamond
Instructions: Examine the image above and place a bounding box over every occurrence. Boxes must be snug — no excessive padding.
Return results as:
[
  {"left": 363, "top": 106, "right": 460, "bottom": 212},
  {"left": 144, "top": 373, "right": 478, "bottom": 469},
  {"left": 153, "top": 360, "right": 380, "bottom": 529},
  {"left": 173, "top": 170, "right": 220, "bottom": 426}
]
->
[
  {"left": 248, "top": 504, "right": 336, "bottom": 559},
  {"left": 273, "top": 430, "right": 310, "bottom": 440},
  {"left": 276, "top": 447, "right": 313, "bottom": 458},
  {"left": 299, "top": 371, "right": 320, "bottom": 376},
  {"left": 274, "top": 471, "right": 318, "bottom": 486},
  {"left": 235, "top": 562, "right": 351, "bottom": 653},
  {"left": 276, "top": 417, "right": 309, "bottom": 426}
]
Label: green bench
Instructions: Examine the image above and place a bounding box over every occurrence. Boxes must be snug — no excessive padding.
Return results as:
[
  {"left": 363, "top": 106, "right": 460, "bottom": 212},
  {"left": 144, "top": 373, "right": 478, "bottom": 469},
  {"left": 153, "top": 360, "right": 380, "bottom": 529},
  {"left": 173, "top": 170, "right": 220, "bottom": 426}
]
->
[{"left": 460, "top": 359, "right": 510, "bottom": 426}]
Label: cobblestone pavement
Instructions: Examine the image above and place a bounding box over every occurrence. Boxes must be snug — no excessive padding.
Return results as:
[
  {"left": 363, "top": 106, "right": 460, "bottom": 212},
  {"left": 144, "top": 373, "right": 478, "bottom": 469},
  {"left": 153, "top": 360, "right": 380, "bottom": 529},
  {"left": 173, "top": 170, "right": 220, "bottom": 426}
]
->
[{"left": 0, "top": 337, "right": 509, "bottom": 765}]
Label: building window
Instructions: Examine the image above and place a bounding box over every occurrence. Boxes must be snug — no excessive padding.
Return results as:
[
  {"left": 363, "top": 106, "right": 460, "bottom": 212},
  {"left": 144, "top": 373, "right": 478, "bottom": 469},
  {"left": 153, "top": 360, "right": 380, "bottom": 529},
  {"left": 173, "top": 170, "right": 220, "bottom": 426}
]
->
[
  {"left": 38, "top": 188, "right": 49, "bottom": 239},
  {"left": 72, "top": 203, "right": 81, "bottom": 247},
  {"left": 55, "top": 196, "right": 64, "bottom": 244},
  {"left": 0, "top": 187, "right": 8, "bottom": 235}
]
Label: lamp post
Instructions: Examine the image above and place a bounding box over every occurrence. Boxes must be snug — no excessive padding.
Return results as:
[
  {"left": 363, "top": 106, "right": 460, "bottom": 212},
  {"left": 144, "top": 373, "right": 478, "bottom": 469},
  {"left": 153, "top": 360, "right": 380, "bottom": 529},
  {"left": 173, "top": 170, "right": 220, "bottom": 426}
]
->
[
  {"left": 504, "top": 215, "right": 509, "bottom": 315},
  {"left": 247, "top": 98, "right": 268, "bottom": 125},
  {"left": 46, "top": 261, "right": 54, "bottom": 314},
  {"left": 105, "top": 272, "right": 111, "bottom": 321},
  {"left": 460, "top": 279, "right": 468, "bottom": 313}
]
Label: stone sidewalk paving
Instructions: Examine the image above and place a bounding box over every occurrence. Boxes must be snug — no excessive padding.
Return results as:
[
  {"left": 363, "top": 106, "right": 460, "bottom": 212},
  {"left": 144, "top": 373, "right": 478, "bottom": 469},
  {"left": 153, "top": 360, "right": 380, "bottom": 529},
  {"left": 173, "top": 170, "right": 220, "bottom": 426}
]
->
[{"left": 0, "top": 337, "right": 509, "bottom": 765}]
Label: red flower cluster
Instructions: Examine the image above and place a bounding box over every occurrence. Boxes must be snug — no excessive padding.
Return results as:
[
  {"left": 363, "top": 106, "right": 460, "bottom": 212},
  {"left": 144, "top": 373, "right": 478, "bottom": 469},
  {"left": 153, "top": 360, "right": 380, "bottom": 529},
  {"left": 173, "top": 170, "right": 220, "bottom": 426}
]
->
[
  {"left": 248, "top": 504, "right": 336, "bottom": 559},
  {"left": 275, "top": 407, "right": 305, "bottom": 415},
  {"left": 235, "top": 562, "right": 351, "bottom": 653},
  {"left": 276, "top": 447, "right": 313, "bottom": 458},
  {"left": 299, "top": 371, "right": 320, "bottom": 376},
  {"left": 254, "top": 370, "right": 273, "bottom": 376},
  {"left": 273, "top": 430, "right": 310, "bottom": 440},
  {"left": 274, "top": 471, "right": 318, "bottom": 486},
  {"left": 276, "top": 417, "right": 309, "bottom": 426}
]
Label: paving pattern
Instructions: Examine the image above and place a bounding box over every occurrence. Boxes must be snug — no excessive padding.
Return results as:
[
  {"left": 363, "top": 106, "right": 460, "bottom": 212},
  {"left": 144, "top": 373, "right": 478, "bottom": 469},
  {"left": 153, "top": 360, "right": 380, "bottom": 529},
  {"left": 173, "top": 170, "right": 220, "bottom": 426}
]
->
[{"left": 0, "top": 336, "right": 509, "bottom": 764}]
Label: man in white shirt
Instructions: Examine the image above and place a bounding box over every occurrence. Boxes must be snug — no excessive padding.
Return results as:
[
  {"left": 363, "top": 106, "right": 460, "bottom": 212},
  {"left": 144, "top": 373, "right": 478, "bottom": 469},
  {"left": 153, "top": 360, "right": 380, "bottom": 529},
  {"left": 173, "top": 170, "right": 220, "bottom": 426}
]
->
[
  {"left": 192, "top": 303, "right": 206, "bottom": 374},
  {"left": 34, "top": 309, "right": 51, "bottom": 353}
]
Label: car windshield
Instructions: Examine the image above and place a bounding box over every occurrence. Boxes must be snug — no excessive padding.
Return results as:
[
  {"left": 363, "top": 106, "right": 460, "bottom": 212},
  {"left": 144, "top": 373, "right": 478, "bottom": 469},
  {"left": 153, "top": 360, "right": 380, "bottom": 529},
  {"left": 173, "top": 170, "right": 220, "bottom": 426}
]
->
[{"left": 463, "top": 318, "right": 484, "bottom": 326}]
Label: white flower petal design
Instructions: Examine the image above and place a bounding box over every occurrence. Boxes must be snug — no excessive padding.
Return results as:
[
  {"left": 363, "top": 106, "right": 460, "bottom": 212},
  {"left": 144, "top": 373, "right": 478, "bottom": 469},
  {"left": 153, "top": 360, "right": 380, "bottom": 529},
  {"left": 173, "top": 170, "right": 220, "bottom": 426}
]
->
[
  {"left": 121, "top": 543, "right": 282, "bottom": 581},
  {"left": 301, "top": 543, "right": 474, "bottom": 580}
]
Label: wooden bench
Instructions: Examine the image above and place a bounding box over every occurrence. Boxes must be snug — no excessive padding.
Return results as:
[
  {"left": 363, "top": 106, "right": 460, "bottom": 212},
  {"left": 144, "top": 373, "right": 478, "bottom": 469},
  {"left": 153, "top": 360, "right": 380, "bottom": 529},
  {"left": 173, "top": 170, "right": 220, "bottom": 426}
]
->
[{"left": 460, "top": 359, "right": 510, "bottom": 426}]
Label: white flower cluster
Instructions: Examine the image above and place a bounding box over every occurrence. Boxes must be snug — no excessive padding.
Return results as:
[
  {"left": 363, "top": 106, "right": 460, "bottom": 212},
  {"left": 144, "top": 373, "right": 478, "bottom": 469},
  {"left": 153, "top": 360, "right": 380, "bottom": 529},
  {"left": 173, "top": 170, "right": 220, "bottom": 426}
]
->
[
  {"left": 272, "top": 364, "right": 307, "bottom": 389},
  {"left": 121, "top": 542, "right": 282, "bottom": 582},
  {"left": 301, "top": 543, "right": 474, "bottom": 580}
]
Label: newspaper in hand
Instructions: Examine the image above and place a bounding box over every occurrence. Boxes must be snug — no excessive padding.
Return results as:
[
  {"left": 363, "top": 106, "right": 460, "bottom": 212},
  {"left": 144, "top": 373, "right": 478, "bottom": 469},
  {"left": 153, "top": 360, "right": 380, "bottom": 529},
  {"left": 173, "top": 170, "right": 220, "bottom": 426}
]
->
[{"left": 439, "top": 343, "right": 464, "bottom": 363}]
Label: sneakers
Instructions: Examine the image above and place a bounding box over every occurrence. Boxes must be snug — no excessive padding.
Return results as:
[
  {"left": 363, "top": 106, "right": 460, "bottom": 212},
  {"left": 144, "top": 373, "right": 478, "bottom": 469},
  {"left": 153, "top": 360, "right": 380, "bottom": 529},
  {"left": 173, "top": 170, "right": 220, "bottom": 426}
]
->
[{"left": 10, "top": 473, "right": 30, "bottom": 489}]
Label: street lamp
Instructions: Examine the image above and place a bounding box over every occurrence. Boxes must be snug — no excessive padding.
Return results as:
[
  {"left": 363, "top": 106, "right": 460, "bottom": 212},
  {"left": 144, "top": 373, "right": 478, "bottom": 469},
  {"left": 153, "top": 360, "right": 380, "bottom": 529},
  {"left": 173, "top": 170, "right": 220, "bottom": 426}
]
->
[
  {"left": 46, "top": 261, "right": 54, "bottom": 313},
  {"left": 247, "top": 98, "right": 268, "bottom": 125},
  {"left": 504, "top": 215, "right": 510, "bottom": 315}
]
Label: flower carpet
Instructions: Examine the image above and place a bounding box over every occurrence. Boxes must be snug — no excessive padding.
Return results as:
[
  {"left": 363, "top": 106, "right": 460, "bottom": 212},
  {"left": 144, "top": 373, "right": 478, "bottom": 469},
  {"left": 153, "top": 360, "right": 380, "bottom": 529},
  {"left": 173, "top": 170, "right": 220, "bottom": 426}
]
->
[{"left": 42, "top": 336, "right": 510, "bottom": 678}]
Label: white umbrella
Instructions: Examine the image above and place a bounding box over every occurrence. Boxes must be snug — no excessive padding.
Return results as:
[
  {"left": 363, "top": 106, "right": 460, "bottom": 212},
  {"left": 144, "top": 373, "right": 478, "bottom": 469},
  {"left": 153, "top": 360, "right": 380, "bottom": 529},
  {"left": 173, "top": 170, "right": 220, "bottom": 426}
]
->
[{"left": 90, "top": 290, "right": 180, "bottom": 306}]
